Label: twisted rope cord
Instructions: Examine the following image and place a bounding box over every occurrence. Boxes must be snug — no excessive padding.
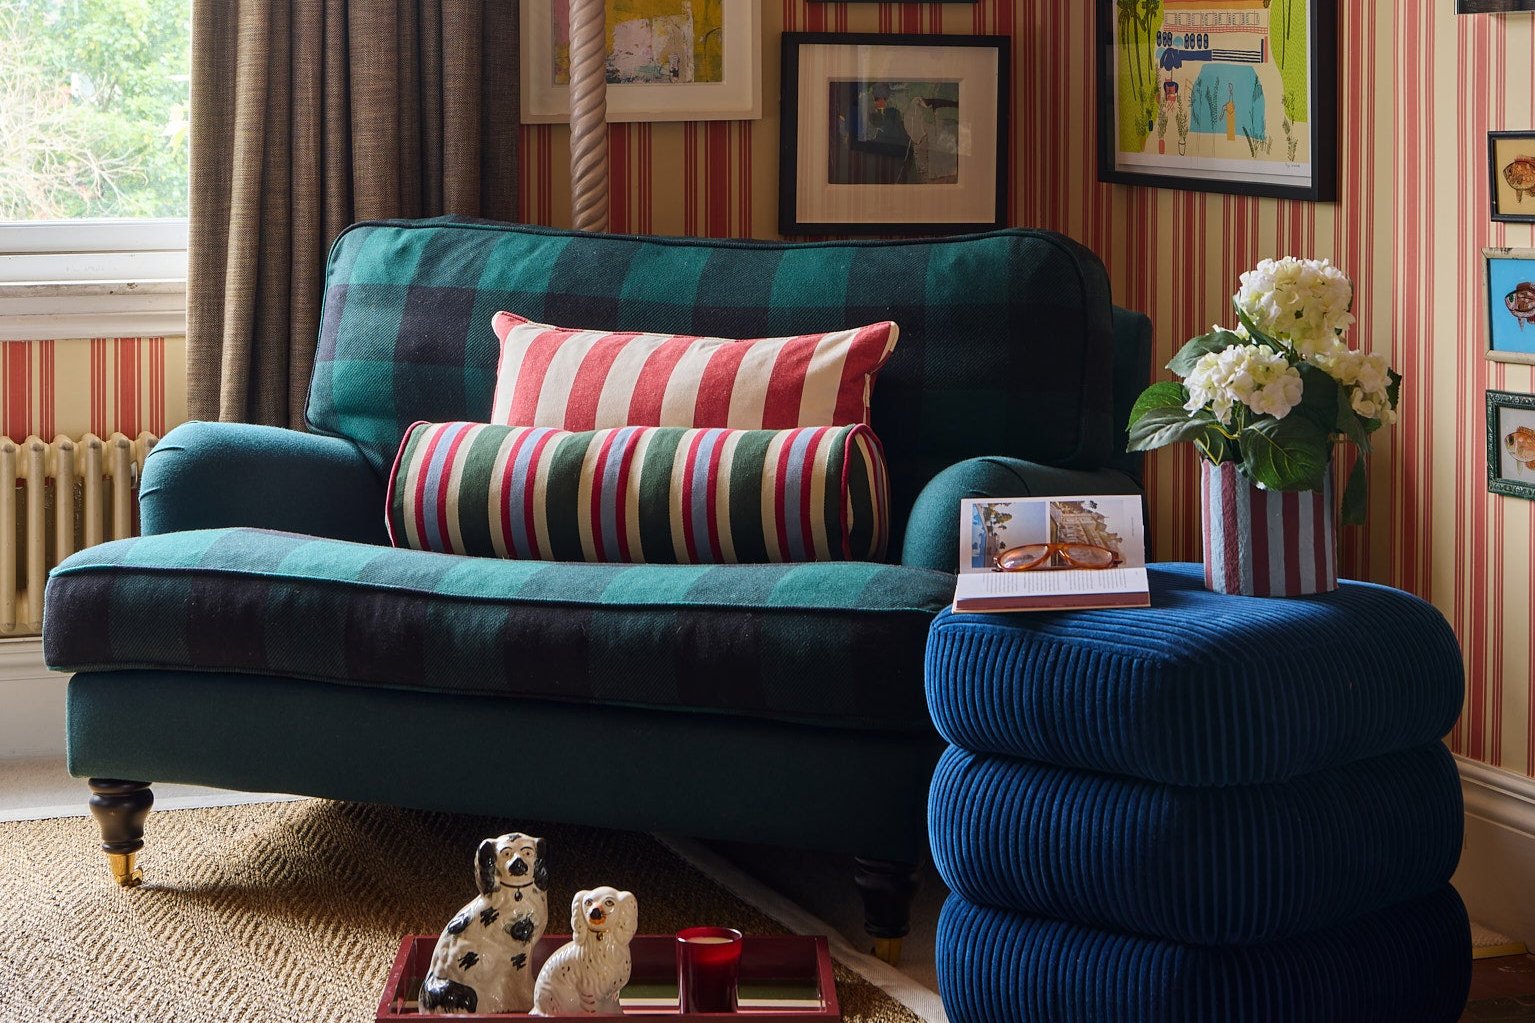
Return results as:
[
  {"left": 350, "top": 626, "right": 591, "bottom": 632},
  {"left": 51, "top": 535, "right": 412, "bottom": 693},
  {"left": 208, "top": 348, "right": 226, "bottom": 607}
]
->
[{"left": 568, "top": 0, "right": 609, "bottom": 233}]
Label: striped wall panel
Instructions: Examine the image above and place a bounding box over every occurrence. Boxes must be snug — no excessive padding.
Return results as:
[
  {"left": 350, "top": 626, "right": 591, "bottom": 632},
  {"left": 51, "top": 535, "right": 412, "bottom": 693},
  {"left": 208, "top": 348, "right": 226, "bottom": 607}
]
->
[
  {"left": 0, "top": 336, "right": 189, "bottom": 440},
  {"left": 520, "top": 0, "right": 1535, "bottom": 779}
]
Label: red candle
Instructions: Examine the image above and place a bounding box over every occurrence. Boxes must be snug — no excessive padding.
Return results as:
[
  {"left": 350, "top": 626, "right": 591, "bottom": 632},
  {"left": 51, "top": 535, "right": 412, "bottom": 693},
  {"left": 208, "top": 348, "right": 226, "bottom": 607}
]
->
[{"left": 676, "top": 927, "right": 743, "bottom": 1013}]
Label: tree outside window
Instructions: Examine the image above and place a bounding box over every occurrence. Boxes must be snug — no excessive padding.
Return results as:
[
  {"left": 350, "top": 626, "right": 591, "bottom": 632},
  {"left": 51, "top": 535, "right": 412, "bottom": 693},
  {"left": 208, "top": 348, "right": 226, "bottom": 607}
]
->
[{"left": 0, "top": 0, "right": 190, "bottom": 222}]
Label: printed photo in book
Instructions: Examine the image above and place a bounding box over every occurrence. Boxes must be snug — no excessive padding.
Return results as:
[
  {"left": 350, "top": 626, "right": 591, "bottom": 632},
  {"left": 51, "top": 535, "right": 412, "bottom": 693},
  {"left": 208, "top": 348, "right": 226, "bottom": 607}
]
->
[{"left": 955, "top": 495, "right": 1150, "bottom": 613}]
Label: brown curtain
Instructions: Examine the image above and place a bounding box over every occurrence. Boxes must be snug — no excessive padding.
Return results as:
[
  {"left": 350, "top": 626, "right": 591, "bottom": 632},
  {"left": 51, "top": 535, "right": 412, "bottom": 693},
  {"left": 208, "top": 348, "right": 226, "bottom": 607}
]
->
[{"left": 188, "top": 0, "right": 520, "bottom": 428}]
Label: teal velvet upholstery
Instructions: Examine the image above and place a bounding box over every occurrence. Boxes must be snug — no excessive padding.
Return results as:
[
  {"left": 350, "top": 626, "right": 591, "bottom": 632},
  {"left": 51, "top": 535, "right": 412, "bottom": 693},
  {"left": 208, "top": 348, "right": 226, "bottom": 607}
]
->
[
  {"left": 141, "top": 422, "right": 387, "bottom": 545},
  {"left": 46, "top": 221, "right": 1149, "bottom": 888},
  {"left": 67, "top": 671, "right": 942, "bottom": 862}
]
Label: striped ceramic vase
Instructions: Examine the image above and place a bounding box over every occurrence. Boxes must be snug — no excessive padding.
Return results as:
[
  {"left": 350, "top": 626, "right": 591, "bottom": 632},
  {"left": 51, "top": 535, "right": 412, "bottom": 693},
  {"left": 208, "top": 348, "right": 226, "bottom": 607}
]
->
[{"left": 1200, "top": 460, "right": 1338, "bottom": 597}]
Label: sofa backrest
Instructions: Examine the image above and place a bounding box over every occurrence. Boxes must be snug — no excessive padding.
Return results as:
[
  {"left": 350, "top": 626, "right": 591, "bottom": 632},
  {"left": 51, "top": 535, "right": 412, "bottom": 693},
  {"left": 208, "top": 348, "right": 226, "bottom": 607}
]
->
[{"left": 308, "top": 218, "right": 1119, "bottom": 550}]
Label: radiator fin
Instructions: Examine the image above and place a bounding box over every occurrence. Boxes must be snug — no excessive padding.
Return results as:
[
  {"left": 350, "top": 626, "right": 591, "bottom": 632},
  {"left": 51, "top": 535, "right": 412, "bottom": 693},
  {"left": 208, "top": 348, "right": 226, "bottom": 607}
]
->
[{"left": 0, "top": 433, "right": 157, "bottom": 636}]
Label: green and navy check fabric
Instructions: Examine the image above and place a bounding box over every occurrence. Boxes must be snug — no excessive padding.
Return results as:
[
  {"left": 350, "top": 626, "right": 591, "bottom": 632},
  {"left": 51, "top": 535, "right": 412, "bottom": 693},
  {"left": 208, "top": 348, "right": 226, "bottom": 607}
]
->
[
  {"left": 44, "top": 528, "right": 954, "bottom": 729},
  {"left": 306, "top": 219, "right": 1118, "bottom": 553}
]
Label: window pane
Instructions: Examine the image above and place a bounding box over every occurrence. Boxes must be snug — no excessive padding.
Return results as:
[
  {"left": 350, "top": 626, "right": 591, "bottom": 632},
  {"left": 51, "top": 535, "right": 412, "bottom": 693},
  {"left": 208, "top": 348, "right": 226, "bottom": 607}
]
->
[{"left": 0, "top": 0, "right": 191, "bottom": 222}]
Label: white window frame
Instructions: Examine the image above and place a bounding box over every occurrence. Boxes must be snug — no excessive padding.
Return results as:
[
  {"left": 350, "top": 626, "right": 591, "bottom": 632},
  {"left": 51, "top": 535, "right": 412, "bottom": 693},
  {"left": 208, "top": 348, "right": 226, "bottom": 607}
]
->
[{"left": 0, "top": 218, "right": 188, "bottom": 341}]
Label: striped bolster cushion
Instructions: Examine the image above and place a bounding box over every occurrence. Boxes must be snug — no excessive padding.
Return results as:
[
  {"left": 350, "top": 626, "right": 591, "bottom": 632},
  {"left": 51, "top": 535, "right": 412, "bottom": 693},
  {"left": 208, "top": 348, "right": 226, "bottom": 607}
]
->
[
  {"left": 489, "top": 311, "right": 899, "bottom": 431},
  {"left": 387, "top": 421, "right": 890, "bottom": 564}
]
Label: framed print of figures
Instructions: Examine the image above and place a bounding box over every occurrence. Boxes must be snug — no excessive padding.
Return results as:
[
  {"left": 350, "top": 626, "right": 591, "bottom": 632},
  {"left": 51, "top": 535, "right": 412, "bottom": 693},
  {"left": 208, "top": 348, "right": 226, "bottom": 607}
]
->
[
  {"left": 1459, "top": 1, "right": 1535, "bottom": 13},
  {"left": 1488, "top": 390, "right": 1535, "bottom": 500},
  {"left": 1490, "top": 132, "right": 1535, "bottom": 221},
  {"left": 1485, "top": 249, "right": 1535, "bottom": 364},
  {"left": 779, "top": 33, "right": 1009, "bottom": 236},
  {"left": 520, "top": 0, "right": 762, "bottom": 122},
  {"left": 1096, "top": 0, "right": 1338, "bottom": 201}
]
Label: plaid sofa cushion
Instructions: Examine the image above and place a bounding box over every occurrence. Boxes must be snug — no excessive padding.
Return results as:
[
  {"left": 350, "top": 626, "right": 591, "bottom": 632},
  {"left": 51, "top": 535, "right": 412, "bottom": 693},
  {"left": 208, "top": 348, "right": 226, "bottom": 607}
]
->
[
  {"left": 44, "top": 528, "right": 953, "bottom": 729},
  {"left": 387, "top": 422, "right": 888, "bottom": 564},
  {"left": 306, "top": 220, "right": 1116, "bottom": 553},
  {"left": 489, "top": 311, "right": 898, "bottom": 430}
]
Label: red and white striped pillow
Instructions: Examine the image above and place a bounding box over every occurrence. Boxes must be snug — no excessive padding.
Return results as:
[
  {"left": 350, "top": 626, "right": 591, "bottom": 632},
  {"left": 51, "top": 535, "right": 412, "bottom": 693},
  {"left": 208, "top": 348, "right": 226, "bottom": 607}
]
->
[{"left": 489, "top": 311, "right": 899, "bottom": 432}]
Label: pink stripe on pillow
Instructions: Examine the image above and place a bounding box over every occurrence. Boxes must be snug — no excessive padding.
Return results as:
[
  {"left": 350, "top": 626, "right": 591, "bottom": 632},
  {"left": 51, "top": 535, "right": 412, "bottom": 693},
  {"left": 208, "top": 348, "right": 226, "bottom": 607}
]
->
[{"left": 490, "top": 312, "right": 899, "bottom": 432}]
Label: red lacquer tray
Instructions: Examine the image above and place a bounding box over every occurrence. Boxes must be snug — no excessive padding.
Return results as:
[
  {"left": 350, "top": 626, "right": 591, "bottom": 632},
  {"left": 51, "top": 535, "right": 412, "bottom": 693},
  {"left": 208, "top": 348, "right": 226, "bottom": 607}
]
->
[{"left": 377, "top": 934, "right": 842, "bottom": 1021}]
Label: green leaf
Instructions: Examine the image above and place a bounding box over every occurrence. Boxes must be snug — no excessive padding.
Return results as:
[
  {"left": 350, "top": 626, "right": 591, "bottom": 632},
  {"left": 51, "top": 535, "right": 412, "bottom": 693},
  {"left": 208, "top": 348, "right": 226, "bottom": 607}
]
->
[
  {"left": 1335, "top": 398, "right": 1372, "bottom": 452},
  {"left": 1167, "top": 331, "right": 1243, "bottom": 377},
  {"left": 1386, "top": 368, "right": 1402, "bottom": 412},
  {"left": 1293, "top": 362, "right": 1341, "bottom": 435},
  {"left": 1127, "top": 407, "right": 1219, "bottom": 453},
  {"left": 1341, "top": 450, "right": 1369, "bottom": 526},
  {"left": 1238, "top": 414, "right": 1331, "bottom": 492},
  {"left": 1232, "top": 301, "right": 1282, "bottom": 350},
  {"left": 1128, "top": 381, "right": 1189, "bottom": 428}
]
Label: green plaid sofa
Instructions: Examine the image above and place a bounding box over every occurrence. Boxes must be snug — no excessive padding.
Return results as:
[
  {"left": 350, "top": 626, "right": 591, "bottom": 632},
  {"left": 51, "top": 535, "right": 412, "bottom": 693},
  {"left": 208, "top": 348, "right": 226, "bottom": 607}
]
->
[{"left": 43, "top": 219, "right": 1149, "bottom": 957}]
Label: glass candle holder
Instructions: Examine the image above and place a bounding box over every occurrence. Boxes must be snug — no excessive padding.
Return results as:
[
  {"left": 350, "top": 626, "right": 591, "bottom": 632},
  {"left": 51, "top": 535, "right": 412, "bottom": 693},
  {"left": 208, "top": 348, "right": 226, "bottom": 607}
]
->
[{"left": 676, "top": 926, "right": 743, "bottom": 1013}]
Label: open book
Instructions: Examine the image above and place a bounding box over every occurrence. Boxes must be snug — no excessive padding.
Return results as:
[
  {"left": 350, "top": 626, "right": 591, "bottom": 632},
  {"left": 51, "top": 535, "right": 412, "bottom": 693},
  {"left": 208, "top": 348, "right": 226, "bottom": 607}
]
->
[{"left": 954, "top": 495, "right": 1150, "bottom": 613}]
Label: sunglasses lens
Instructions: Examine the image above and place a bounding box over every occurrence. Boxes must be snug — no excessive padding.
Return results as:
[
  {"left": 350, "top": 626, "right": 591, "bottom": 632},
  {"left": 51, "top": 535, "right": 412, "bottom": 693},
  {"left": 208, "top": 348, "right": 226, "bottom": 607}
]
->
[
  {"left": 1064, "top": 544, "right": 1116, "bottom": 567},
  {"left": 997, "top": 544, "right": 1050, "bottom": 571}
]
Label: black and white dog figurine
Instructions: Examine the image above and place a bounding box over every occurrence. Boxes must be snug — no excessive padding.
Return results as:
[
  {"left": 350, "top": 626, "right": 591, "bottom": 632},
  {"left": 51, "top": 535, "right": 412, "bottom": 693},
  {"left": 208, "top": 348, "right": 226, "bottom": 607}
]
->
[
  {"left": 420, "top": 832, "right": 549, "bottom": 1015},
  {"left": 531, "top": 887, "right": 638, "bottom": 1016}
]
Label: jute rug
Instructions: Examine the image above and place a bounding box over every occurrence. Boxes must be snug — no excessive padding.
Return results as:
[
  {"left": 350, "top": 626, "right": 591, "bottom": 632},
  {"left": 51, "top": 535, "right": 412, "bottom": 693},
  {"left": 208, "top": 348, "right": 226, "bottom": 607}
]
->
[{"left": 0, "top": 800, "right": 923, "bottom": 1023}]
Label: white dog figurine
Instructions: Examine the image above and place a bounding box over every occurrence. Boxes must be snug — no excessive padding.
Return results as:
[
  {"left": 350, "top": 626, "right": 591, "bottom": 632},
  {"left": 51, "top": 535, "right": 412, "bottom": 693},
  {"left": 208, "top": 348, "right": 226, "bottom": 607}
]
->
[
  {"left": 531, "top": 887, "right": 638, "bottom": 1016},
  {"left": 420, "top": 832, "right": 549, "bottom": 1014}
]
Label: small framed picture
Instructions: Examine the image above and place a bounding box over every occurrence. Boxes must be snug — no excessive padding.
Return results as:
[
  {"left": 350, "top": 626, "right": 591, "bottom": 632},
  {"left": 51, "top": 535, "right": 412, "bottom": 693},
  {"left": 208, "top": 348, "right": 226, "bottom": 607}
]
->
[
  {"left": 519, "top": 0, "right": 762, "bottom": 123},
  {"left": 1484, "top": 248, "right": 1535, "bottom": 364},
  {"left": 778, "top": 32, "right": 1009, "bottom": 236},
  {"left": 1459, "top": 0, "right": 1535, "bottom": 13},
  {"left": 1490, "top": 132, "right": 1535, "bottom": 221},
  {"left": 1096, "top": 0, "right": 1338, "bottom": 201},
  {"left": 1488, "top": 390, "right": 1535, "bottom": 500}
]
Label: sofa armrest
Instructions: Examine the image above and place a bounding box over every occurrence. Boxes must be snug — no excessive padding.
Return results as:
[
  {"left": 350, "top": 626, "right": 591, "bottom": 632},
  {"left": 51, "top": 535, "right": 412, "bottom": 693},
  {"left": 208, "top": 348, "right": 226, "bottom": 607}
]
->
[
  {"left": 900, "top": 457, "right": 1143, "bottom": 572},
  {"left": 140, "top": 422, "right": 390, "bottom": 545}
]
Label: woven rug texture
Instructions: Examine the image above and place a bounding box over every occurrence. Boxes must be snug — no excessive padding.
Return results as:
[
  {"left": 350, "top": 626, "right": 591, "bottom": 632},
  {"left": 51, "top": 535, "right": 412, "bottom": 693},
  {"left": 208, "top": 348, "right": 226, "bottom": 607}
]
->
[{"left": 1, "top": 799, "right": 920, "bottom": 1023}]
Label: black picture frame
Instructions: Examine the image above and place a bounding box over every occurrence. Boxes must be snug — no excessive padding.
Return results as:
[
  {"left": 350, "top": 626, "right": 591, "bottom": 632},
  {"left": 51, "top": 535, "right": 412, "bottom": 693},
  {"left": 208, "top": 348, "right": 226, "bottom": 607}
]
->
[
  {"left": 1487, "top": 389, "right": 1535, "bottom": 500},
  {"left": 1490, "top": 132, "right": 1535, "bottom": 221},
  {"left": 779, "top": 32, "right": 1009, "bottom": 236},
  {"left": 1459, "top": 0, "right": 1535, "bottom": 13},
  {"left": 1095, "top": 0, "right": 1338, "bottom": 202}
]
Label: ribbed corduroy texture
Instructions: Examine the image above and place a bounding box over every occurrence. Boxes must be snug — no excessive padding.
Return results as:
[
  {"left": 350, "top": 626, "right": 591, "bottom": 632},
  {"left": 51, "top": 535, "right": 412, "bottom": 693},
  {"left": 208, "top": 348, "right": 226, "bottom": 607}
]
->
[
  {"left": 924, "top": 563, "right": 1464, "bottom": 786},
  {"left": 935, "top": 888, "right": 1471, "bottom": 1023},
  {"left": 928, "top": 743, "right": 1464, "bottom": 945}
]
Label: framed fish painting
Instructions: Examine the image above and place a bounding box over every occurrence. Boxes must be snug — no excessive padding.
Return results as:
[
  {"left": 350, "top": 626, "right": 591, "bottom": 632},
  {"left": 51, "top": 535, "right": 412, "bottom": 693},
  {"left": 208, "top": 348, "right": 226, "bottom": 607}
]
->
[
  {"left": 1488, "top": 390, "right": 1535, "bottom": 501},
  {"left": 1490, "top": 132, "right": 1535, "bottom": 222},
  {"left": 1096, "top": 0, "right": 1338, "bottom": 201},
  {"left": 1486, "top": 249, "right": 1535, "bottom": 365}
]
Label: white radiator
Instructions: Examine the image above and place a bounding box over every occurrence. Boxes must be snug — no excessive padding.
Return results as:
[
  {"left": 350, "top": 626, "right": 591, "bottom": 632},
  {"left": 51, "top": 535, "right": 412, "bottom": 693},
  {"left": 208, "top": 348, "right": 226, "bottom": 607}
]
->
[{"left": 0, "top": 432, "right": 158, "bottom": 636}]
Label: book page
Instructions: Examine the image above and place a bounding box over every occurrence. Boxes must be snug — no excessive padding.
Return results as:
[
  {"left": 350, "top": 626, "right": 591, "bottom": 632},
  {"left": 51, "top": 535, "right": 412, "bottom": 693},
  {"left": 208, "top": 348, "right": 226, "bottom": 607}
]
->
[
  {"left": 954, "top": 566, "right": 1150, "bottom": 598},
  {"left": 959, "top": 495, "right": 1147, "bottom": 574}
]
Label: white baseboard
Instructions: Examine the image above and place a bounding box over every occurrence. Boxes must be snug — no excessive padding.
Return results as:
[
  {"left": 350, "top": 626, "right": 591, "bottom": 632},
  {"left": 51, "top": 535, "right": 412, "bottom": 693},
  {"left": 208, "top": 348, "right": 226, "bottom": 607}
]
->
[
  {"left": 0, "top": 638, "right": 65, "bottom": 759},
  {"left": 1454, "top": 755, "right": 1535, "bottom": 948}
]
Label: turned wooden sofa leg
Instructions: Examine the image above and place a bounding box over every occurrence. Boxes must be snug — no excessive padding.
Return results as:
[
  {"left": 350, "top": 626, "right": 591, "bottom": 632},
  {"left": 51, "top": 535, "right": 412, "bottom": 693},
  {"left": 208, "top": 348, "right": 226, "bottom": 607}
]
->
[
  {"left": 87, "top": 779, "right": 154, "bottom": 887},
  {"left": 854, "top": 856, "right": 920, "bottom": 966}
]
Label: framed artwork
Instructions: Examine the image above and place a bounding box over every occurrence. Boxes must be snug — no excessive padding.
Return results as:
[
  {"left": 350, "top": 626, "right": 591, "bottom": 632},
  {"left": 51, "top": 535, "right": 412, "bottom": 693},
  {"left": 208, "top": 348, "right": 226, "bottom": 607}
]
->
[
  {"left": 778, "top": 32, "right": 1009, "bottom": 236},
  {"left": 519, "top": 0, "right": 762, "bottom": 123},
  {"left": 1488, "top": 390, "right": 1535, "bottom": 500},
  {"left": 1096, "top": 0, "right": 1338, "bottom": 201},
  {"left": 1485, "top": 248, "right": 1535, "bottom": 364},
  {"left": 1490, "top": 132, "right": 1535, "bottom": 221},
  {"left": 1459, "top": 0, "right": 1535, "bottom": 12}
]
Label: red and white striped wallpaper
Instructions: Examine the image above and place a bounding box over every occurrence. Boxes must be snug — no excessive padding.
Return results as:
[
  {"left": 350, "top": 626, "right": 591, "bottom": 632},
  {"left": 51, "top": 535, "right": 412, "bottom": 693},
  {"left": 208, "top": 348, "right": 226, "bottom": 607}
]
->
[
  {"left": 5, "top": 2, "right": 1528, "bottom": 776},
  {"left": 0, "top": 337, "right": 187, "bottom": 441},
  {"left": 522, "top": 0, "right": 1535, "bottom": 778}
]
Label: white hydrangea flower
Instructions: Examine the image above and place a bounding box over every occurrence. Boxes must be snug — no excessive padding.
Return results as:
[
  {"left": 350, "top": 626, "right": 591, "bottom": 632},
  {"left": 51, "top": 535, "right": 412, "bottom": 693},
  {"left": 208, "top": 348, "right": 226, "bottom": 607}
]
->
[
  {"left": 1234, "top": 257, "right": 1356, "bottom": 359},
  {"left": 1311, "top": 347, "right": 1399, "bottom": 425},
  {"left": 1184, "top": 344, "right": 1305, "bottom": 425}
]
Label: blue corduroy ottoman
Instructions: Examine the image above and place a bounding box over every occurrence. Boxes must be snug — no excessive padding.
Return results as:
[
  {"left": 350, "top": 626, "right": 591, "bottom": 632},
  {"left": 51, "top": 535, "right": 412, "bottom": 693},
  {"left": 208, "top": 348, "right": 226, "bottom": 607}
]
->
[{"left": 926, "top": 563, "right": 1471, "bottom": 1023}]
